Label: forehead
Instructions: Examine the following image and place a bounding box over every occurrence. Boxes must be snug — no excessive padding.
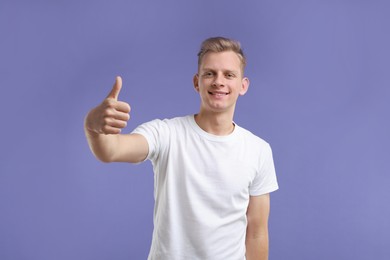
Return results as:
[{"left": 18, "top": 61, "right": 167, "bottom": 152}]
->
[{"left": 199, "top": 51, "right": 242, "bottom": 71}]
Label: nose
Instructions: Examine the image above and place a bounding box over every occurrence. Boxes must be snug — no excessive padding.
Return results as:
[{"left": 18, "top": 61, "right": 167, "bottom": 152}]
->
[{"left": 212, "top": 73, "right": 225, "bottom": 87}]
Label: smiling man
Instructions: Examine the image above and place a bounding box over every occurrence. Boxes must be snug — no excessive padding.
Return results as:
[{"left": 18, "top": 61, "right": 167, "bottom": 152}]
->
[{"left": 84, "top": 37, "right": 279, "bottom": 260}]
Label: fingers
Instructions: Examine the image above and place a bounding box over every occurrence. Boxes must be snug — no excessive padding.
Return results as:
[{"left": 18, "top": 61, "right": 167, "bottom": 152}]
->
[
  {"left": 105, "top": 117, "right": 128, "bottom": 129},
  {"left": 103, "top": 99, "right": 130, "bottom": 113},
  {"left": 99, "top": 100, "right": 130, "bottom": 135},
  {"left": 100, "top": 112, "right": 130, "bottom": 135},
  {"left": 102, "top": 125, "right": 124, "bottom": 135},
  {"left": 115, "top": 101, "right": 131, "bottom": 114},
  {"left": 112, "top": 110, "right": 130, "bottom": 121},
  {"left": 106, "top": 76, "right": 122, "bottom": 100},
  {"left": 89, "top": 76, "right": 131, "bottom": 135}
]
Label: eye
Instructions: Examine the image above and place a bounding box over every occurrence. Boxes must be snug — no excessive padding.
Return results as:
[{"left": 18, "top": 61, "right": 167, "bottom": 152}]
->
[
  {"left": 226, "top": 72, "right": 236, "bottom": 78},
  {"left": 203, "top": 71, "right": 214, "bottom": 77}
]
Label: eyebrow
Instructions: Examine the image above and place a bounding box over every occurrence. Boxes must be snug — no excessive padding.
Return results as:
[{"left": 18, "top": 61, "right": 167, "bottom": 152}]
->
[{"left": 201, "top": 68, "right": 239, "bottom": 74}]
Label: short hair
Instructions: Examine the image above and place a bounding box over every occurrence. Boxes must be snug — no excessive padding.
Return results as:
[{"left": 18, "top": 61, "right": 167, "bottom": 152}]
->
[{"left": 197, "top": 37, "right": 247, "bottom": 73}]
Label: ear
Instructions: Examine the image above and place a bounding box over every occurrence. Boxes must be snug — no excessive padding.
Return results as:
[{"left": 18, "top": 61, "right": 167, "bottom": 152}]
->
[
  {"left": 239, "top": 77, "right": 250, "bottom": 96},
  {"left": 193, "top": 74, "right": 200, "bottom": 92}
]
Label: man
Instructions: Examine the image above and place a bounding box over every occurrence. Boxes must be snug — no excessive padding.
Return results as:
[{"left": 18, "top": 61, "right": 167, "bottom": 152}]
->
[{"left": 85, "top": 37, "right": 278, "bottom": 260}]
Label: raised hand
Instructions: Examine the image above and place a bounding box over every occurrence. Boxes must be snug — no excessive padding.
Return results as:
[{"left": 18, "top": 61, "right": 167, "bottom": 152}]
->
[{"left": 85, "top": 76, "right": 131, "bottom": 135}]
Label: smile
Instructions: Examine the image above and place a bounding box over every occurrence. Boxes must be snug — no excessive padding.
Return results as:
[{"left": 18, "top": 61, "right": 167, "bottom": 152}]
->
[{"left": 208, "top": 91, "right": 230, "bottom": 96}]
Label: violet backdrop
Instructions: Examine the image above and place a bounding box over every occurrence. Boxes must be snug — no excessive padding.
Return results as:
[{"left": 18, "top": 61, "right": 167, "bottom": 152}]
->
[{"left": 1, "top": 0, "right": 389, "bottom": 259}]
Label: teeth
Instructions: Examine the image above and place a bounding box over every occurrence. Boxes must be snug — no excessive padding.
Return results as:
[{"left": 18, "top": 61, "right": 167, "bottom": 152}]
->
[{"left": 209, "top": 91, "right": 228, "bottom": 95}]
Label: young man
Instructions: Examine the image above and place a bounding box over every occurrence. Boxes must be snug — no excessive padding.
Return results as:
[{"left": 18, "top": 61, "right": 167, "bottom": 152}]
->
[{"left": 85, "top": 37, "right": 278, "bottom": 260}]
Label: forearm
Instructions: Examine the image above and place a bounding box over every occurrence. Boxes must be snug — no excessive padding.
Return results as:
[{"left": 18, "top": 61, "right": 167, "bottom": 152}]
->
[
  {"left": 245, "top": 234, "right": 269, "bottom": 260},
  {"left": 84, "top": 122, "right": 120, "bottom": 163},
  {"left": 84, "top": 76, "right": 148, "bottom": 163}
]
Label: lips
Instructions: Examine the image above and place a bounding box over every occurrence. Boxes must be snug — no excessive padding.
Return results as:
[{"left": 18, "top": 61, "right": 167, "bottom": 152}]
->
[{"left": 208, "top": 91, "right": 230, "bottom": 96}]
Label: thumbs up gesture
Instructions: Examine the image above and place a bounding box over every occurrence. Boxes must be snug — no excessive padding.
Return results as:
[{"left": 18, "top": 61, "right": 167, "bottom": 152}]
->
[{"left": 85, "top": 76, "right": 131, "bottom": 135}]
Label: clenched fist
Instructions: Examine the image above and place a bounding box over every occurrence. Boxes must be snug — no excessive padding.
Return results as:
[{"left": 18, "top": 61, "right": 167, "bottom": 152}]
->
[{"left": 85, "top": 76, "right": 131, "bottom": 135}]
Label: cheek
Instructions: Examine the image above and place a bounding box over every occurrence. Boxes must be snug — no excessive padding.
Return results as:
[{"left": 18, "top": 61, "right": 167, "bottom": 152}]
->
[{"left": 197, "top": 80, "right": 209, "bottom": 91}]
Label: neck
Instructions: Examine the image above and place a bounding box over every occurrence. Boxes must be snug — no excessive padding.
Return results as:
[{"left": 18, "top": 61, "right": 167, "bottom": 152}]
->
[{"left": 194, "top": 110, "right": 235, "bottom": 136}]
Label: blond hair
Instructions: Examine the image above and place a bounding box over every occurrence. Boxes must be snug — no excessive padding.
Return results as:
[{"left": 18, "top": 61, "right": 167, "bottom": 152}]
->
[{"left": 197, "top": 37, "right": 246, "bottom": 73}]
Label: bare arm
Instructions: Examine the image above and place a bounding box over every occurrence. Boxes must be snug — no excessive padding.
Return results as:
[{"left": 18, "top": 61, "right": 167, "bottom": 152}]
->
[
  {"left": 84, "top": 76, "right": 148, "bottom": 163},
  {"left": 245, "top": 193, "right": 271, "bottom": 260}
]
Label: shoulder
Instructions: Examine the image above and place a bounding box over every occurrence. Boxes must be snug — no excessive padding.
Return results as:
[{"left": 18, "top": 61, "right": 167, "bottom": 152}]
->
[{"left": 235, "top": 124, "right": 270, "bottom": 149}]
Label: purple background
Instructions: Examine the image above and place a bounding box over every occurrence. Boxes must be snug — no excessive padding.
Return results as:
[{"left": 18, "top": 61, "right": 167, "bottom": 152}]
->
[{"left": 1, "top": 0, "right": 389, "bottom": 259}]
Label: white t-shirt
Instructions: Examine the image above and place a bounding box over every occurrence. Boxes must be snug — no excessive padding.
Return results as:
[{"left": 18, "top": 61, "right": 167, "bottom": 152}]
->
[{"left": 132, "top": 115, "right": 278, "bottom": 260}]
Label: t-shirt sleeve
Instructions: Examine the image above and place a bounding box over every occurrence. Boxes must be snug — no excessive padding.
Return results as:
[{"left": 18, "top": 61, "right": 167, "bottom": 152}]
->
[
  {"left": 249, "top": 143, "right": 279, "bottom": 196},
  {"left": 131, "top": 119, "right": 168, "bottom": 162}
]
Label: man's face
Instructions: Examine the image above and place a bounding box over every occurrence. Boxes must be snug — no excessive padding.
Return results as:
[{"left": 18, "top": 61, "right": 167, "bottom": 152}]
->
[{"left": 194, "top": 51, "right": 249, "bottom": 114}]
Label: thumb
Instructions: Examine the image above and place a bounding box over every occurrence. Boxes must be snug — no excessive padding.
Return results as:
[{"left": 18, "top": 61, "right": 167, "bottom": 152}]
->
[{"left": 107, "top": 76, "right": 122, "bottom": 100}]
